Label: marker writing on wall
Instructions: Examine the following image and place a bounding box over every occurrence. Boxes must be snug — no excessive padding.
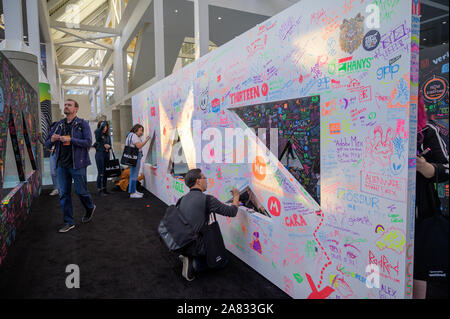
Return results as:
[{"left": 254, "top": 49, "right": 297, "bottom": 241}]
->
[{"left": 418, "top": 148, "right": 430, "bottom": 157}]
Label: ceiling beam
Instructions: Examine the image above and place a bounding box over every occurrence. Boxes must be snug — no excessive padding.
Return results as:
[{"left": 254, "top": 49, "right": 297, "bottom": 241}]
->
[
  {"left": 54, "top": 35, "right": 114, "bottom": 45},
  {"left": 53, "top": 28, "right": 118, "bottom": 43},
  {"left": 63, "top": 84, "right": 96, "bottom": 89},
  {"left": 421, "top": 13, "right": 449, "bottom": 24},
  {"left": 118, "top": 0, "right": 153, "bottom": 50},
  {"left": 53, "top": 27, "right": 115, "bottom": 50},
  {"left": 47, "top": 0, "right": 71, "bottom": 15},
  {"left": 50, "top": 19, "right": 120, "bottom": 35},
  {"left": 116, "top": 0, "right": 140, "bottom": 33},
  {"left": 55, "top": 41, "right": 133, "bottom": 52},
  {"left": 421, "top": 0, "right": 449, "bottom": 12},
  {"left": 55, "top": 41, "right": 112, "bottom": 50},
  {"left": 60, "top": 70, "right": 100, "bottom": 76},
  {"left": 60, "top": 64, "right": 102, "bottom": 71}
]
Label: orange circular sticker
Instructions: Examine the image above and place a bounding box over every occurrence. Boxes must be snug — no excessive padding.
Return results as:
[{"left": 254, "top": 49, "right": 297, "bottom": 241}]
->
[
  {"left": 423, "top": 77, "right": 447, "bottom": 101},
  {"left": 252, "top": 156, "right": 266, "bottom": 181}
]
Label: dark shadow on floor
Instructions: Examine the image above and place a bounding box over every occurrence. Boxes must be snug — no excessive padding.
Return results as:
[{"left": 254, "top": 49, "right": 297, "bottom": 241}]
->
[{"left": 0, "top": 182, "right": 290, "bottom": 299}]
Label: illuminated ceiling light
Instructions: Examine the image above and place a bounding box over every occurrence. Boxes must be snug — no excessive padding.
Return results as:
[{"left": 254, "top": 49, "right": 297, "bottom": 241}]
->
[
  {"left": 174, "top": 9, "right": 178, "bottom": 13},
  {"left": 443, "top": 21, "right": 447, "bottom": 24},
  {"left": 218, "top": 16, "right": 222, "bottom": 20}
]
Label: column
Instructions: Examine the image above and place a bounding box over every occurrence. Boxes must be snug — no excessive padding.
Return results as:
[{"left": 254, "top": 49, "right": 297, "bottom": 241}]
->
[
  {"left": 0, "top": 0, "right": 30, "bottom": 52},
  {"left": 119, "top": 105, "right": 133, "bottom": 145},
  {"left": 113, "top": 40, "right": 128, "bottom": 102},
  {"left": 154, "top": 0, "right": 165, "bottom": 79},
  {"left": 194, "top": 0, "right": 209, "bottom": 60},
  {"left": 26, "top": 0, "right": 45, "bottom": 169},
  {"left": 26, "top": 0, "right": 41, "bottom": 65},
  {"left": 112, "top": 109, "right": 121, "bottom": 148},
  {"left": 98, "top": 71, "right": 106, "bottom": 115},
  {"left": 45, "top": 45, "right": 59, "bottom": 104},
  {"left": 91, "top": 88, "right": 97, "bottom": 120}
]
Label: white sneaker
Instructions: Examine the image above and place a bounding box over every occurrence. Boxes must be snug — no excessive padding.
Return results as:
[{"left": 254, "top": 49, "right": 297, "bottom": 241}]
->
[
  {"left": 49, "top": 189, "right": 59, "bottom": 196},
  {"left": 136, "top": 191, "right": 144, "bottom": 196},
  {"left": 130, "top": 192, "right": 143, "bottom": 198}
]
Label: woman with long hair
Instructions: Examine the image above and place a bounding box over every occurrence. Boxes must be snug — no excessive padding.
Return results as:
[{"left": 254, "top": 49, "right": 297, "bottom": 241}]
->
[
  {"left": 94, "top": 120, "right": 112, "bottom": 196},
  {"left": 414, "top": 91, "right": 449, "bottom": 298},
  {"left": 127, "top": 124, "right": 150, "bottom": 198}
]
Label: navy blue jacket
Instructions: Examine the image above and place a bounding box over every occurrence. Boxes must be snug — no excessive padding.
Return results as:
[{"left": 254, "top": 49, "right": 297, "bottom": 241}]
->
[{"left": 45, "top": 117, "right": 92, "bottom": 169}]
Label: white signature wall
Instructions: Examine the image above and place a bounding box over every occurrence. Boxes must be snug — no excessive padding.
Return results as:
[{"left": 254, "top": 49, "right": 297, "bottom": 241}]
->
[{"left": 132, "top": 0, "right": 420, "bottom": 299}]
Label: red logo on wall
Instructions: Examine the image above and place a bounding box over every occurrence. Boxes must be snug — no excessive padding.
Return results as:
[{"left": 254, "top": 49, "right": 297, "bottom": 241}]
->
[
  {"left": 261, "top": 83, "right": 269, "bottom": 96},
  {"left": 151, "top": 107, "right": 156, "bottom": 116},
  {"left": 267, "top": 196, "right": 281, "bottom": 217},
  {"left": 211, "top": 98, "right": 220, "bottom": 107}
]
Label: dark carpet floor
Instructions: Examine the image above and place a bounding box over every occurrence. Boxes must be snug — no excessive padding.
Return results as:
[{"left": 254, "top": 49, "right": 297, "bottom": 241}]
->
[{"left": 0, "top": 182, "right": 290, "bottom": 299}]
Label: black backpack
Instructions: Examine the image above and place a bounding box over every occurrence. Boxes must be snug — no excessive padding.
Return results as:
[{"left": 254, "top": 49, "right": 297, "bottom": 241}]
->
[{"left": 158, "top": 197, "right": 197, "bottom": 251}]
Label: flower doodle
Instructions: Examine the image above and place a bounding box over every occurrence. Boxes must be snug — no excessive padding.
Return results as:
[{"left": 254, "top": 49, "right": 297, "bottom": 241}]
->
[{"left": 364, "top": 126, "right": 395, "bottom": 169}]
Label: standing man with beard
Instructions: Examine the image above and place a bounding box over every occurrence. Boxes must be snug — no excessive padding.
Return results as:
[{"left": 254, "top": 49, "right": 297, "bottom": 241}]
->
[{"left": 45, "top": 99, "right": 96, "bottom": 233}]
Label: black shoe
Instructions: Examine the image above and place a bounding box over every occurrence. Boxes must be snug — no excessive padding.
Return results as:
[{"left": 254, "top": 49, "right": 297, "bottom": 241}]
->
[
  {"left": 82, "top": 205, "right": 96, "bottom": 223},
  {"left": 103, "top": 189, "right": 112, "bottom": 195},
  {"left": 182, "top": 256, "right": 195, "bottom": 281},
  {"left": 58, "top": 224, "right": 75, "bottom": 233}
]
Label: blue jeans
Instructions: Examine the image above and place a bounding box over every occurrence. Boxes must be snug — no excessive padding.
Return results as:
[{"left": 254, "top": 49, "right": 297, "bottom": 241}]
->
[
  {"left": 95, "top": 151, "right": 108, "bottom": 190},
  {"left": 128, "top": 151, "right": 143, "bottom": 193},
  {"left": 50, "top": 152, "right": 58, "bottom": 190},
  {"left": 57, "top": 166, "right": 95, "bottom": 226}
]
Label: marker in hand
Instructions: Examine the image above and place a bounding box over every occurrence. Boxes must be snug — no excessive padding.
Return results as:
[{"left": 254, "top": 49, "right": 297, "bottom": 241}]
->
[{"left": 418, "top": 147, "right": 430, "bottom": 157}]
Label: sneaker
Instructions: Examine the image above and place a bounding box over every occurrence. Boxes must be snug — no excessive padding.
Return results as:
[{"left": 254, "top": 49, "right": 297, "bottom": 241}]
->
[
  {"left": 130, "top": 192, "right": 143, "bottom": 198},
  {"left": 136, "top": 190, "right": 144, "bottom": 196},
  {"left": 49, "top": 189, "right": 59, "bottom": 196},
  {"left": 82, "top": 205, "right": 96, "bottom": 223},
  {"left": 182, "top": 256, "right": 195, "bottom": 281},
  {"left": 58, "top": 224, "right": 75, "bottom": 233}
]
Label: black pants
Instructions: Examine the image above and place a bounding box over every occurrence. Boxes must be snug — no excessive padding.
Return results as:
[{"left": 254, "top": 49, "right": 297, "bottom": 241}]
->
[
  {"left": 95, "top": 151, "right": 108, "bottom": 190},
  {"left": 426, "top": 281, "right": 448, "bottom": 299},
  {"left": 177, "top": 239, "right": 228, "bottom": 273}
]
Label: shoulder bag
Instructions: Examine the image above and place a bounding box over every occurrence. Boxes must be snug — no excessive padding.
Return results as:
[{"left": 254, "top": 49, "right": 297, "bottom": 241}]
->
[
  {"left": 120, "top": 133, "right": 139, "bottom": 167},
  {"left": 200, "top": 198, "right": 228, "bottom": 268},
  {"left": 105, "top": 148, "right": 122, "bottom": 178}
]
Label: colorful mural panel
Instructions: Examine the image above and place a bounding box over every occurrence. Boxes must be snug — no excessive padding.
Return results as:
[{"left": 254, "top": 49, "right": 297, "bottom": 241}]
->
[
  {"left": 132, "top": 0, "right": 418, "bottom": 298},
  {"left": 0, "top": 52, "right": 41, "bottom": 266}
]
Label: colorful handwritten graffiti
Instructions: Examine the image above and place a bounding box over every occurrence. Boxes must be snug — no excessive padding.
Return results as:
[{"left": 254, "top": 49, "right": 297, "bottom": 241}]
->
[
  {"left": 376, "top": 227, "right": 406, "bottom": 254},
  {"left": 131, "top": 0, "right": 418, "bottom": 299}
]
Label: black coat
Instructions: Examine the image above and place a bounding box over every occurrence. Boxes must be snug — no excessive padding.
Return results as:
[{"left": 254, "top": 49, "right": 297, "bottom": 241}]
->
[
  {"left": 414, "top": 121, "right": 449, "bottom": 283},
  {"left": 415, "top": 121, "right": 449, "bottom": 221}
]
